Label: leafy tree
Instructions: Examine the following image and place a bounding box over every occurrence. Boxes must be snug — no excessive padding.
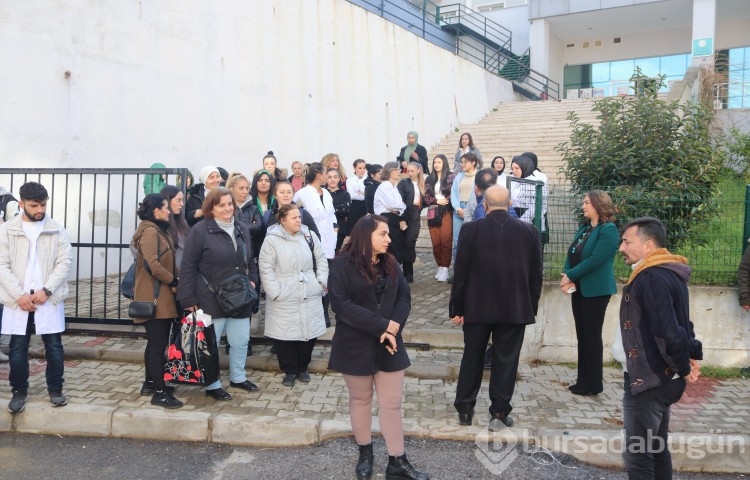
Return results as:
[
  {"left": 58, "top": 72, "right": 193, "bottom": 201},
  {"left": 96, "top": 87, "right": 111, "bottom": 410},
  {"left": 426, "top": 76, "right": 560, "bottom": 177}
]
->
[
  {"left": 726, "top": 127, "right": 750, "bottom": 179},
  {"left": 556, "top": 69, "right": 725, "bottom": 248}
]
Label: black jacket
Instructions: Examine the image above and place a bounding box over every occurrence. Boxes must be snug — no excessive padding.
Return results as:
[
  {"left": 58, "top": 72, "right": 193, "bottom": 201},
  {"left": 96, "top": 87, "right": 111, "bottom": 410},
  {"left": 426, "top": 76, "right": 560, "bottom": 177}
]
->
[
  {"left": 397, "top": 178, "right": 424, "bottom": 219},
  {"left": 327, "top": 188, "right": 351, "bottom": 232},
  {"left": 620, "top": 262, "right": 703, "bottom": 396},
  {"left": 237, "top": 201, "right": 265, "bottom": 258},
  {"left": 364, "top": 179, "right": 380, "bottom": 215},
  {"left": 328, "top": 254, "right": 411, "bottom": 375},
  {"left": 398, "top": 144, "right": 429, "bottom": 175},
  {"left": 185, "top": 183, "right": 206, "bottom": 227},
  {"left": 177, "top": 218, "right": 259, "bottom": 318},
  {"left": 449, "top": 210, "right": 542, "bottom": 324}
]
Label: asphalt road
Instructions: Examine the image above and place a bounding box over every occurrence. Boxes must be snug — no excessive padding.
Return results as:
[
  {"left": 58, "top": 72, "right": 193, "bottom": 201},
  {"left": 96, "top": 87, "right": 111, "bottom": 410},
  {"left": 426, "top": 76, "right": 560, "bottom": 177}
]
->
[{"left": 0, "top": 433, "right": 741, "bottom": 480}]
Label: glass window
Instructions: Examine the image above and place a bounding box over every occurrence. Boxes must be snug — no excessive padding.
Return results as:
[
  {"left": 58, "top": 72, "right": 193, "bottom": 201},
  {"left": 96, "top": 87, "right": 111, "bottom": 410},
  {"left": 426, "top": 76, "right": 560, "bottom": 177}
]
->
[
  {"left": 592, "top": 63, "right": 609, "bottom": 82},
  {"left": 635, "top": 57, "right": 660, "bottom": 77},
  {"left": 610, "top": 59, "right": 635, "bottom": 82},
  {"left": 660, "top": 54, "right": 689, "bottom": 78}
]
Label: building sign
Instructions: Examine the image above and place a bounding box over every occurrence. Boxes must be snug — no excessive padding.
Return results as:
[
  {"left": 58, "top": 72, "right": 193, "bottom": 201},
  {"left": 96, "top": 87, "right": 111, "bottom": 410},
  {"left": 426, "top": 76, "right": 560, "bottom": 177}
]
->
[{"left": 692, "top": 38, "right": 713, "bottom": 57}]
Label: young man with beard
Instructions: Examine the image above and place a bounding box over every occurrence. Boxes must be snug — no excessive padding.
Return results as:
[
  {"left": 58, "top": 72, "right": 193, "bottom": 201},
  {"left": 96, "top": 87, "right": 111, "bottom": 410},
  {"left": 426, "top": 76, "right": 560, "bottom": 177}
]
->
[
  {"left": 618, "top": 217, "right": 702, "bottom": 478},
  {"left": 0, "top": 182, "right": 73, "bottom": 413}
]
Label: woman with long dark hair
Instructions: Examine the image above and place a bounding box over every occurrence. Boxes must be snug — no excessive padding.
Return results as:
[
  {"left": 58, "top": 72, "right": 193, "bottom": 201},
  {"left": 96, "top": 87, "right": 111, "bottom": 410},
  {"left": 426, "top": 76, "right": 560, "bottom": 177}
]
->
[
  {"left": 177, "top": 188, "right": 260, "bottom": 400},
  {"left": 560, "top": 190, "right": 618, "bottom": 396},
  {"left": 424, "top": 155, "right": 454, "bottom": 282},
  {"left": 159, "top": 185, "right": 190, "bottom": 269},
  {"left": 249, "top": 170, "right": 276, "bottom": 259},
  {"left": 132, "top": 193, "right": 182, "bottom": 408},
  {"left": 329, "top": 215, "right": 429, "bottom": 480},
  {"left": 491, "top": 156, "right": 508, "bottom": 187},
  {"left": 453, "top": 132, "right": 482, "bottom": 172}
]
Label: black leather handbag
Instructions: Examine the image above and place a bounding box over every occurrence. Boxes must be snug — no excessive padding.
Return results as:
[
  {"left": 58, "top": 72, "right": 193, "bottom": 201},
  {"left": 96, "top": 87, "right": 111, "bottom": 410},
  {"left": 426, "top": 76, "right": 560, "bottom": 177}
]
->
[
  {"left": 127, "top": 229, "right": 166, "bottom": 319},
  {"left": 201, "top": 235, "right": 257, "bottom": 317}
]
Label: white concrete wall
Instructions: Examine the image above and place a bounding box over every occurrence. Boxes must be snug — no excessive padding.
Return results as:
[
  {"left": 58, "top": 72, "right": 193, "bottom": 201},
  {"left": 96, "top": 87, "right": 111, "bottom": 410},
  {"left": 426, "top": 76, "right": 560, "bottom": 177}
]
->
[
  {"left": 525, "top": 285, "right": 750, "bottom": 368},
  {"left": 0, "top": 0, "right": 515, "bottom": 176}
]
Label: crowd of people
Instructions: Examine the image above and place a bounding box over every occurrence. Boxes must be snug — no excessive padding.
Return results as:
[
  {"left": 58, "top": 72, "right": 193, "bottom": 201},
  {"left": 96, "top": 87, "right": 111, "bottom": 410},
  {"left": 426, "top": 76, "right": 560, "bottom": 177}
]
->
[{"left": 0, "top": 132, "right": 718, "bottom": 478}]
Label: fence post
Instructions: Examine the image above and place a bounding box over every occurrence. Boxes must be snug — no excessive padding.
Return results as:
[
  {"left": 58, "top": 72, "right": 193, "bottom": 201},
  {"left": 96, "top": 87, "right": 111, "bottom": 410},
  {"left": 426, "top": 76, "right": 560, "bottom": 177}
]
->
[{"left": 744, "top": 185, "right": 750, "bottom": 253}]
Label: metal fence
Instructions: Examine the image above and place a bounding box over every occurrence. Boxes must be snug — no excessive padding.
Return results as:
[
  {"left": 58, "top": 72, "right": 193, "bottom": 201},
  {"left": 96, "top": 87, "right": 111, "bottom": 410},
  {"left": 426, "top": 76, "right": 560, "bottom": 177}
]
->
[
  {"left": 541, "top": 182, "right": 746, "bottom": 286},
  {"left": 0, "top": 168, "right": 187, "bottom": 331}
]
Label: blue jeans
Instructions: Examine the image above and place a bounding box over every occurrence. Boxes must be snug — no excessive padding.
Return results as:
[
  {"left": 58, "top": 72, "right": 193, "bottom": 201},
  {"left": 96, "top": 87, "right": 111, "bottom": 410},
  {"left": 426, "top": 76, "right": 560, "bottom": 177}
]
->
[
  {"left": 205, "top": 316, "right": 250, "bottom": 389},
  {"left": 452, "top": 201, "right": 467, "bottom": 260},
  {"left": 8, "top": 313, "right": 65, "bottom": 393},
  {"left": 622, "top": 372, "right": 686, "bottom": 480}
]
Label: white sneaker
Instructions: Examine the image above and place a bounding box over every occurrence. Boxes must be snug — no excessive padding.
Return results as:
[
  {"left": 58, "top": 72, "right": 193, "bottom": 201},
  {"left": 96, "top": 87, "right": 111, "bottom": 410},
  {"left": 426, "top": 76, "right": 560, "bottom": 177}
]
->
[
  {"left": 437, "top": 267, "right": 450, "bottom": 282},
  {"left": 0, "top": 351, "right": 8, "bottom": 362},
  {"left": 434, "top": 267, "right": 441, "bottom": 280}
]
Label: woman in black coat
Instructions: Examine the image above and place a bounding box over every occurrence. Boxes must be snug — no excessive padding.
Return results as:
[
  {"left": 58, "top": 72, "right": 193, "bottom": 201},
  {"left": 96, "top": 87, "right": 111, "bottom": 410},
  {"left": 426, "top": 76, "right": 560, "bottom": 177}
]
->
[
  {"left": 397, "top": 131, "right": 429, "bottom": 175},
  {"left": 324, "top": 168, "right": 351, "bottom": 253},
  {"left": 177, "top": 188, "right": 260, "bottom": 401},
  {"left": 363, "top": 164, "right": 382, "bottom": 215},
  {"left": 328, "top": 215, "right": 429, "bottom": 480},
  {"left": 397, "top": 161, "right": 425, "bottom": 283}
]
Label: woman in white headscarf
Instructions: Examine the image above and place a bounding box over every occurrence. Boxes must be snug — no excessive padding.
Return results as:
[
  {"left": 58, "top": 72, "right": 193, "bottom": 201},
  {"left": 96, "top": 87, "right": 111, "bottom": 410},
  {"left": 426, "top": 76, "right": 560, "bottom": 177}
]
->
[{"left": 185, "top": 166, "right": 222, "bottom": 227}]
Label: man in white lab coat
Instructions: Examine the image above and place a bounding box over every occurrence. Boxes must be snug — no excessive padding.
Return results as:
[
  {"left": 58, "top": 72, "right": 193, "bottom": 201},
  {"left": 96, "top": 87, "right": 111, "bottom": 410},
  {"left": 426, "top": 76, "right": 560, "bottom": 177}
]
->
[{"left": 0, "top": 182, "right": 72, "bottom": 413}]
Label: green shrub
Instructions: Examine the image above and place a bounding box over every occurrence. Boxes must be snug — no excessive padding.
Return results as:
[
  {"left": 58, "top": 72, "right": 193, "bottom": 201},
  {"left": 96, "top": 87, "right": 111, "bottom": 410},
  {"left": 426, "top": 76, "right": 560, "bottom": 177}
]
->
[{"left": 556, "top": 69, "right": 725, "bottom": 249}]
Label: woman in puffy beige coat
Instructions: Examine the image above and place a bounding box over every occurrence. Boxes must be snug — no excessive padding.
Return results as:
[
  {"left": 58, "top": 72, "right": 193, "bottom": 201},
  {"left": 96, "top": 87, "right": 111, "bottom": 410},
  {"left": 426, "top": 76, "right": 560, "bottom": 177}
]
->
[{"left": 259, "top": 204, "right": 328, "bottom": 388}]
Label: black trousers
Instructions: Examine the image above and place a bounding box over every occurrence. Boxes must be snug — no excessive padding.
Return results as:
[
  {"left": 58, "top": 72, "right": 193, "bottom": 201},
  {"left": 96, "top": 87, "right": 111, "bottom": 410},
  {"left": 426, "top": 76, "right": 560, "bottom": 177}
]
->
[
  {"left": 571, "top": 292, "right": 611, "bottom": 393},
  {"left": 275, "top": 338, "right": 317, "bottom": 375},
  {"left": 454, "top": 323, "right": 525, "bottom": 416},
  {"left": 384, "top": 213, "right": 405, "bottom": 263},
  {"left": 143, "top": 319, "right": 173, "bottom": 390}
]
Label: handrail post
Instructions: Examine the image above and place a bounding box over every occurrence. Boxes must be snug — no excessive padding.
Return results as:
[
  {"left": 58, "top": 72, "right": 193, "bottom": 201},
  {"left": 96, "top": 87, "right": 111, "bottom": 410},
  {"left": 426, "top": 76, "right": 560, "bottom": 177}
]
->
[{"left": 744, "top": 184, "right": 750, "bottom": 254}]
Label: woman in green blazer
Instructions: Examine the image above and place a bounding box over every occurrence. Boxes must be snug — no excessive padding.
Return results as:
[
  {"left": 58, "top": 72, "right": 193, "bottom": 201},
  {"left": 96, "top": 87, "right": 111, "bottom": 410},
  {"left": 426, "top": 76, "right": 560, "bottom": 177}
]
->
[{"left": 560, "top": 190, "right": 618, "bottom": 395}]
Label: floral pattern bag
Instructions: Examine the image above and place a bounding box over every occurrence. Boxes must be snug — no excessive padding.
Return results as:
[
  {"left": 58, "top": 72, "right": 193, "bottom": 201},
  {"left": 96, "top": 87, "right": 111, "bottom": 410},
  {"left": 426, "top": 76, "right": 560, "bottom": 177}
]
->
[{"left": 164, "top": 313, "right": 221, "bottom": 385}]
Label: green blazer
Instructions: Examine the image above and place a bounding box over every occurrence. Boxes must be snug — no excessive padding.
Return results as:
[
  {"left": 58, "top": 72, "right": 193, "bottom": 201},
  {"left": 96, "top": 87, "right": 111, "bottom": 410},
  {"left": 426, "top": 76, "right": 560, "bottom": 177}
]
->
[{"left": 564, "top": 222, "right": 618, "bottom": 297}]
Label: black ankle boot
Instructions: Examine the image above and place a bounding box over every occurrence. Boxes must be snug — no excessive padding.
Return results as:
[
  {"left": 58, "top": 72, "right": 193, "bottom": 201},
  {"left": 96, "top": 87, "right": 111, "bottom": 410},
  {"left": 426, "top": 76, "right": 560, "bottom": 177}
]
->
[
  {"left": 385, "top": 453, "right": 430, "bottom": 480},
  {"left": 355, "top": 443, "right": 374, "bottom": 479}
]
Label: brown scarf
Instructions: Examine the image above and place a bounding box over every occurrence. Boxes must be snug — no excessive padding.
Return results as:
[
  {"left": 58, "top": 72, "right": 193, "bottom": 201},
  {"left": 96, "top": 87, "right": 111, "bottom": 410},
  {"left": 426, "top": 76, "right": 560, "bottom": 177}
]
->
[{"left": 627, "top": 248, "right": 688, "bottom": 284}]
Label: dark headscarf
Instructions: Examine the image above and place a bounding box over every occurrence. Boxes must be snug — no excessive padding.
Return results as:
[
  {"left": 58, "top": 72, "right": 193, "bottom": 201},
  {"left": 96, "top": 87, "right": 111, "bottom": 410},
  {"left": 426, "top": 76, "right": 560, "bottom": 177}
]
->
[{"left": 511, "top": 155, "right": 535, "bottom": 179}]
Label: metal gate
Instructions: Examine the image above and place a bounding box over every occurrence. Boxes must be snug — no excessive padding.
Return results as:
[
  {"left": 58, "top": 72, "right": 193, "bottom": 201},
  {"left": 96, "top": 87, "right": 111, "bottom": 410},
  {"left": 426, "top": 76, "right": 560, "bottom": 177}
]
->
[{"left": 0, "top": 168, "right": 187, "bottom": 333}]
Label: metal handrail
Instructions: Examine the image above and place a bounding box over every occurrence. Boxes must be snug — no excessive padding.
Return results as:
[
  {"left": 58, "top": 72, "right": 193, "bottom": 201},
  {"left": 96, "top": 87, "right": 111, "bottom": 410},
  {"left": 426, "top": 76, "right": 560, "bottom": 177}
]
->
[
  {"left": 436, "top": 3, "right": 512, "bottom": 53},
  {"left": 347, "top": 0, "right": 559, "bottom": 100}
]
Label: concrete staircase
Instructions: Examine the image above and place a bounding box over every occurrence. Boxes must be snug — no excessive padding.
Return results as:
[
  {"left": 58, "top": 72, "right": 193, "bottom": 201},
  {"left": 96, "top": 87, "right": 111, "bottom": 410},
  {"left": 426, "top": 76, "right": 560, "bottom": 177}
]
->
[
  {"left": 416, "top": 98, "right": 601, "bottom": 250},
  {"left": 427, "top": 98, "right": 601, "bottom": 182}
]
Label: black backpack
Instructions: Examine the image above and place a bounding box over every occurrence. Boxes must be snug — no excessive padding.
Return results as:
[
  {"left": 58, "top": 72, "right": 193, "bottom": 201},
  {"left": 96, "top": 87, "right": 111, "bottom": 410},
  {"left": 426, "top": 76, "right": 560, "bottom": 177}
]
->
[{"left": 0, "top": 193, "right": 17, "bottom": 222}]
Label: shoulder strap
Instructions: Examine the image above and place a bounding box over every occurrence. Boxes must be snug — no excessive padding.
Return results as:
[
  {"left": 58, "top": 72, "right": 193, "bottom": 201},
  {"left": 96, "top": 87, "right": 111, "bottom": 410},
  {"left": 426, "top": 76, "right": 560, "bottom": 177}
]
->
[{"left": 303, "top": 229, "right": 316, "bottom": 273}]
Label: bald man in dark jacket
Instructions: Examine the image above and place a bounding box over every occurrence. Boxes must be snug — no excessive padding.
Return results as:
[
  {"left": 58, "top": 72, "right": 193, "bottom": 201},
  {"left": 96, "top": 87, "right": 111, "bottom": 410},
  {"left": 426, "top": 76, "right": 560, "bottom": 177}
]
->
[{"left": 449, "top": 186, "right": 542, "bottom": 430}]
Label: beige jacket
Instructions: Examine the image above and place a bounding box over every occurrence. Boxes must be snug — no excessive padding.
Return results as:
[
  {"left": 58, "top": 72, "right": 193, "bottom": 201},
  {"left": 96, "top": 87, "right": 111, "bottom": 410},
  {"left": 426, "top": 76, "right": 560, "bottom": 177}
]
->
[{"left": 0, "top": 214, "right": 73, "bottom": 308}]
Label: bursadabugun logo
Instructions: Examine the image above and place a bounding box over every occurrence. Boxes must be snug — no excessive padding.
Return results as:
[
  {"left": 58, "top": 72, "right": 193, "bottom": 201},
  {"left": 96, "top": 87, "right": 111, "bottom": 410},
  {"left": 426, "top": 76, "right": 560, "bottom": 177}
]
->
[{"left": 474, "top": 427, "right": 532, "bottom": 475}]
